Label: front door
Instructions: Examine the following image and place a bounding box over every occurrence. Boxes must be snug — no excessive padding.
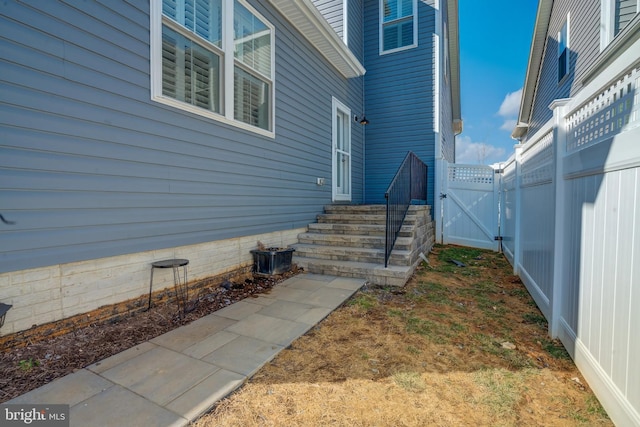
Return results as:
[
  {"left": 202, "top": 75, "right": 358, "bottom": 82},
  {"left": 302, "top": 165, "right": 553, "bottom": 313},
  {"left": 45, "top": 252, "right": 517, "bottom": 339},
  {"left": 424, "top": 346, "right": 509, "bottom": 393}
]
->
[{"left": 332, "top": 97, "right": 351, "bottom": 201}]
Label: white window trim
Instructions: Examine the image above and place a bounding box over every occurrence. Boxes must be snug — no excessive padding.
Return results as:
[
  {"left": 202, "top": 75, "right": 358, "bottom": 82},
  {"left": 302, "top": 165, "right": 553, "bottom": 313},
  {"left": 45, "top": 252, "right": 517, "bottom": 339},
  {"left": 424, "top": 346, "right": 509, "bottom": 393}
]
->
[
  {"left": 600, "top": 0, "right": 640, "bottom": 50},
  {"left": 379, "top": 0, "right": 418, "bottom": 55},
  {"left": 601, "top": 0, "right": 616, "bottom": 49},
  {"left": 332, "top": 97, "right": 352, "bottom": 202},
  {"left": 342, "top": 0, "right": 349, "bottom": 45},
  {"left": 557, "top": 13, "right": 570, "bottom": 83},
  {"left": 150, "top": 0, "right": 276, "bottom": 138}
]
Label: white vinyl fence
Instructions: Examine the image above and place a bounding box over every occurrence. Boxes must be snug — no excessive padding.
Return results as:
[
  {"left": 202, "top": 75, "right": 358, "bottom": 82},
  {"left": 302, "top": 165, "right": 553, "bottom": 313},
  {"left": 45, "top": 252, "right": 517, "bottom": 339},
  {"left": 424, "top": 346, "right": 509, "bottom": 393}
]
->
[
  {"left": 499, "top": 56, "right": 640, "bottom": 426},
  {"left": 441, "top": 164, "right": 500, "bottom": 251}
]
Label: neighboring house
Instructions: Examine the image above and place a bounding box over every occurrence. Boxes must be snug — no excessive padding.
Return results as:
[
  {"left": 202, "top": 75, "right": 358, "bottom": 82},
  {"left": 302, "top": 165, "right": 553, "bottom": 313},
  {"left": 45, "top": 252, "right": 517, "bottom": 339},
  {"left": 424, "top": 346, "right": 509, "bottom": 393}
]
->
[
  {"left": 507, "top": 0, "right": 640, "bottom": 424},
  {"left": 0, "top": 0, "right": 460, "bottom": 336}
]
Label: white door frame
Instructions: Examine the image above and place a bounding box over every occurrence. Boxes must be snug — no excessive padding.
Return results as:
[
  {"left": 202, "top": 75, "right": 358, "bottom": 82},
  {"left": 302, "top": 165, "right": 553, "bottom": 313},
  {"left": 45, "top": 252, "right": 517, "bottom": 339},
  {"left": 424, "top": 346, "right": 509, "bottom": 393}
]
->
[{"left": 332, "top": 96, "right": 352, "bottom": 201}]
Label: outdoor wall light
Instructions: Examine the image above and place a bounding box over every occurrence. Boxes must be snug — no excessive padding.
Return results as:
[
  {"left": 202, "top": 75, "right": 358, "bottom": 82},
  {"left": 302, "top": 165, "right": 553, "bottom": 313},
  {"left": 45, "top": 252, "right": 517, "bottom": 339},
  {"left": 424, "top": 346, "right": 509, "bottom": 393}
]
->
[
  {"left": 0, "top": 302, "right": 12, "bottom": 329},
  {"left": 354, "top": 115, "right": 369, "bottom": 125}
]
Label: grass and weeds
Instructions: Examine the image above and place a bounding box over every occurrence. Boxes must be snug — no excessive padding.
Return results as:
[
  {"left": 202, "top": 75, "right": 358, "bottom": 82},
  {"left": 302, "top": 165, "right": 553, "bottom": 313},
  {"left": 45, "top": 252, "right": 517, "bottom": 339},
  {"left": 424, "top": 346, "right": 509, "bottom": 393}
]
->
[
  {"left": 196, "top": 244, "right": 610, "bottom": 427},
  {"left": 18, "top": 358, "right": 39, "bottom": 372}
]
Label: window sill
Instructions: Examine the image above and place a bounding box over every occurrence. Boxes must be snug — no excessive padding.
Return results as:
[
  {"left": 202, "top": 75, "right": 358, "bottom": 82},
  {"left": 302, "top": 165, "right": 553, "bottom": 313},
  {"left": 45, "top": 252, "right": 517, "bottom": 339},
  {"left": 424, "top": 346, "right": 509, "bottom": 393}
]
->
[{"left": 151, "top": 95, "right": 275, "bottom": 139}]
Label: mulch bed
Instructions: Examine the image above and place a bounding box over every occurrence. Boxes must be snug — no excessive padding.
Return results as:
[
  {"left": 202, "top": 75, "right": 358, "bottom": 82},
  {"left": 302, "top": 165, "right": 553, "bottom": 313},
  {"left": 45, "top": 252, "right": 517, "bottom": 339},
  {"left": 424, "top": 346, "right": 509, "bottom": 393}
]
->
[{"left": 0, "top": 269, "right": 300, "bottom": 403}]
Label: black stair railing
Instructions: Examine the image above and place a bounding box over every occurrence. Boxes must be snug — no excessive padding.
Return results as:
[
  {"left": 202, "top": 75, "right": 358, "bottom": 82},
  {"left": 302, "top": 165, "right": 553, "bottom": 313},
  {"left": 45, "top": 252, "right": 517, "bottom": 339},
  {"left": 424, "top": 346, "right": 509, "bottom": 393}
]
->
[{"left": 384, "top": 151, "right": 428, "bottom": 267}]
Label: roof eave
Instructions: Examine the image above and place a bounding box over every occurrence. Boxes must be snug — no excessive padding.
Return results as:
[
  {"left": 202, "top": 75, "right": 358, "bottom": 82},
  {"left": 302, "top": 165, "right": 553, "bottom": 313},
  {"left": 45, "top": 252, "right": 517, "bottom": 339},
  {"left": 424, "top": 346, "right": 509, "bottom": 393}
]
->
[
  {"left": 511, "top": 123, "right": 529, "bottom": 140},
  {"left": 447, "top": 0, "right": 462, "bottom": 124},
  {"left": 268, "top": 0, "right": 366, "bottom": 78}
]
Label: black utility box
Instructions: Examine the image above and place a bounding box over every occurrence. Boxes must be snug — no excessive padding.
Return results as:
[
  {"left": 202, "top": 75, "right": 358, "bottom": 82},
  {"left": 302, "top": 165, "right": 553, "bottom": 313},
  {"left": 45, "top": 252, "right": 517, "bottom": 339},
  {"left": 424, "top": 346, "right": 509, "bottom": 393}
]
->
[{"left": 250, "top": 248, "right": 295, "bottom": 275}]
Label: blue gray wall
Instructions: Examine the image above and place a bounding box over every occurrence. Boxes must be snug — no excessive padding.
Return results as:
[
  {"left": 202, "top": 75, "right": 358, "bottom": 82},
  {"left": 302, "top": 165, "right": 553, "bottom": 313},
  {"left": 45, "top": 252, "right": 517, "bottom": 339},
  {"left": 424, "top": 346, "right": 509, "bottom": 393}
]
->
[
  {"left": 0, "top": 0, "right": 364, "bottom": 274},
  {"left": 362, "top": 0, "right": 438, "bottom": 206}
]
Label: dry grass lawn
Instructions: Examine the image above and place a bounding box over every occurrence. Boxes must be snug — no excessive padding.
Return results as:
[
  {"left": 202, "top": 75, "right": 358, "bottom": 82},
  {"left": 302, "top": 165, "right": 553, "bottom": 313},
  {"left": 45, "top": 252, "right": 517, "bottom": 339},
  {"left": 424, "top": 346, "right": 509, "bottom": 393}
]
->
[{"left": 193, "top": 245, "right": 612, "bottom": 427}]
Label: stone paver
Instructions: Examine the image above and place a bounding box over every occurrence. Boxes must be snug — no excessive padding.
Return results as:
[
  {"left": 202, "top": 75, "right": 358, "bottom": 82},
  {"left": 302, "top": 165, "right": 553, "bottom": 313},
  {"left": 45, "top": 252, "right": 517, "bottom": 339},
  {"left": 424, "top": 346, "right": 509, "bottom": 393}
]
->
[
  {"left": 99, "top": 345, "right": 218, "bottom": 406},
  {"left": 257, "top": 299, "right": 315, "bottom": 321},
  {"left": 165, "top": 368, "right": 245, "bottom": 420},
  {"left": 151, "top": 314, "right": 236, "bottom": 351},
  {"left": 202, "top": 335, "right": 283, "bottom": 376},
  {"left": 8, "top": 369, "right": 113, "bottom": 407},
  {"left": 225, "top": 313, "right": 310, "bottom": 346},
  {"left": 70, "top": 385, "right": 185, "bottom": 427},
  {"left": 5, "top": 274, "right": 364, "bottom": 427}
]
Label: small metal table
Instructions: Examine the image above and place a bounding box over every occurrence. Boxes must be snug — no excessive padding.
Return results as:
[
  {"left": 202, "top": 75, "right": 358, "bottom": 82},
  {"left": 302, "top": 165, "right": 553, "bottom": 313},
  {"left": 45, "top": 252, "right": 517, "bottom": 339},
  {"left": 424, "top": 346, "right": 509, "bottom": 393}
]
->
[{"left": 148, "top": 259, "right": 189, "bottom": 315}]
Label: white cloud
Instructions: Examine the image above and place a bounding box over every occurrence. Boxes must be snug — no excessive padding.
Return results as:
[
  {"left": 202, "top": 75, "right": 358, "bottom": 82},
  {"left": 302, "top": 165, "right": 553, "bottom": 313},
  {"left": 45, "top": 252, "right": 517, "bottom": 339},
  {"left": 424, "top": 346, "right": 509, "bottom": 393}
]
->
[
  {"left": 500, "top": 119, "right": 517, "bottom": 132},
  {"left": 497, "top": 88, "right": 523, "bottom": 133},
  {"left": 497, "top": 88, "right": 523, "bottom": 117},
  {"left": 456, "top": 135, "right": 506, "bottom": 165}
]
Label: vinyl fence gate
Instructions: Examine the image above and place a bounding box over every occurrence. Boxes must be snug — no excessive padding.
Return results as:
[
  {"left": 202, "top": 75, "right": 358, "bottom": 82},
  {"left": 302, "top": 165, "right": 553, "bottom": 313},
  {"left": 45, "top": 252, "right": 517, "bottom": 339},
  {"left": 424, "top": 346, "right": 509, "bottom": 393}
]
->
[{"left": 439, "top": 163, "right": 501, "bottom": 251}]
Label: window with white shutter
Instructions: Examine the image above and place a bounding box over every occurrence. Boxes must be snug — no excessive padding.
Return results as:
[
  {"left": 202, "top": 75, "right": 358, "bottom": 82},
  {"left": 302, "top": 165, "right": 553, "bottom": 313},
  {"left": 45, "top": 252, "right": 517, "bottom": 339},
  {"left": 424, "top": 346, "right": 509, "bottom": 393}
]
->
[
  {"left": 151, "top": 0, "right": 274, "bottom": 135},
  {"left": 557, "top": 17, "right": 570, "bottom": 83},
  {"left": 380, "top": 0, "right": 417, "bottom": 54}
]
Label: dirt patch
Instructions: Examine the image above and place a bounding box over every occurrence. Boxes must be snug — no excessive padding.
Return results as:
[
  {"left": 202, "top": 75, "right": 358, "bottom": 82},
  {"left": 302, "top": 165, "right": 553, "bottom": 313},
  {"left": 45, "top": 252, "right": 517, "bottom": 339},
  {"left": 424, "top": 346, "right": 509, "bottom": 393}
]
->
[
  {"left": 194, "top": 246, "right": 611, "bottom": 426},
  {"left": 0, "top": 268, "right": 301, "bottom": 403}
]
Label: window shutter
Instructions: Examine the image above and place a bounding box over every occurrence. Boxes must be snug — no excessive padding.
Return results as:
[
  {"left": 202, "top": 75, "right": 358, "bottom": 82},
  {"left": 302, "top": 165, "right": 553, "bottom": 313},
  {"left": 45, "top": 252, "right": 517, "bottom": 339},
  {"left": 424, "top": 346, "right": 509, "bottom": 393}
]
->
[
  {"left": 162, "top": 0, "right": 178, "bottom": 20},
  {"left": 381, "top": 0, "right": 415, "bottom": 52},
  {"left": 162, "top": 29, "right": 178, "bottom": 99}
]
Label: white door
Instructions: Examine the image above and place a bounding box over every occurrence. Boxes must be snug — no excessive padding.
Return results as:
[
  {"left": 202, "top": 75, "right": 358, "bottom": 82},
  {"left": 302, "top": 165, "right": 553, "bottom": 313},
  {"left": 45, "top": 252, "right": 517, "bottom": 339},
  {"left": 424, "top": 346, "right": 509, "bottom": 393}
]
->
[
  {"left": 442, "top": 163, "right": 500, "bottom": 251},
  {"left": 332, "top": 97, "right": 351, "bottom": 201}
]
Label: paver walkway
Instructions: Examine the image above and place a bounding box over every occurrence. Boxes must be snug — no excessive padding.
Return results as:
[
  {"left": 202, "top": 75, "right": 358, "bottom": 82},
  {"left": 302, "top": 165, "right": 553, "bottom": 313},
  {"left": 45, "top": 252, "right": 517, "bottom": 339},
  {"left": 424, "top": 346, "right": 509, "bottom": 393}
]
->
[{"left": 7, "top": 274, "right": 364, "bottom": 426}]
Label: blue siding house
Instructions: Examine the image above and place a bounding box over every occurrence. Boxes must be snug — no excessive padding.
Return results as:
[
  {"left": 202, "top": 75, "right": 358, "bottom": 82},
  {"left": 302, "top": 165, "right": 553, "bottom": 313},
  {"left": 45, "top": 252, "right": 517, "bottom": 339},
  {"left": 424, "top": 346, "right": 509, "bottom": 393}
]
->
[{"left": 0, "top": 0, "right": 460, "bottom": 335}]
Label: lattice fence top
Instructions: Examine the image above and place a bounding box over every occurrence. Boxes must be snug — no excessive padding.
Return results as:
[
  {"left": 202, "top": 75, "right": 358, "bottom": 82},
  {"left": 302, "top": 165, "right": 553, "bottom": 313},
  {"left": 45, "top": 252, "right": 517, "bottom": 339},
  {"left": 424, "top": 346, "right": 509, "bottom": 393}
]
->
[
  {"left": 448, "top": 165, "right": 494, "bottom": 184},
  {"left": 522, "top": 131, "right": 554, "bottom": 187},
  {"left": 566, "top": 65, "right": 640, "bottom": 152}
]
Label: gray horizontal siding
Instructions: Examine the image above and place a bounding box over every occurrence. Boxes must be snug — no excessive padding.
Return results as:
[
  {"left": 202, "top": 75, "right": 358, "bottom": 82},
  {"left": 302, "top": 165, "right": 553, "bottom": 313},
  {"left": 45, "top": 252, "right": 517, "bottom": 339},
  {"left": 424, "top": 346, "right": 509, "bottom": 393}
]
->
[
  {"left": 0, "top": 0, "right": 363, "bottom": 273},
  {"left": 363, "top": 0, "right": 437, "bottom": 205},
  {"left": 311, "top": 0, "right": 364, "bottom": 63},
  {"left": 528, "top": 0, "right": 602, "bottom": 136},
  {"left": 312, "top": 0, "right": 344, "bottom": 39},
  {"left": 616, "top": 0, "right": 638, "bottom": 34},
  {"left": 348, "top": 0, "right": 364, "bottom": 62}
]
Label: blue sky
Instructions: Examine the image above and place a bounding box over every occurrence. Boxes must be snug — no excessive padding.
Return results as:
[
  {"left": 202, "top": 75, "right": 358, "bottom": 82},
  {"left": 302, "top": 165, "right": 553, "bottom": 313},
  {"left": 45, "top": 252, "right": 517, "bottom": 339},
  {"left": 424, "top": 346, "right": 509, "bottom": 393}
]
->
[{"left": 455, "top": 0, "right": 539, "bottom": 165}]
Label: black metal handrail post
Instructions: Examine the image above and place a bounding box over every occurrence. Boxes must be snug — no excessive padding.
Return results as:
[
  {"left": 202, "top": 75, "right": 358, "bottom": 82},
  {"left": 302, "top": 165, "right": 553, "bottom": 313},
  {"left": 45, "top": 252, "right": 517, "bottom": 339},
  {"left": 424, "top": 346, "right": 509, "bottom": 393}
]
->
[{"left": 384, "top": 152, "right": 428, "bottom": 267}]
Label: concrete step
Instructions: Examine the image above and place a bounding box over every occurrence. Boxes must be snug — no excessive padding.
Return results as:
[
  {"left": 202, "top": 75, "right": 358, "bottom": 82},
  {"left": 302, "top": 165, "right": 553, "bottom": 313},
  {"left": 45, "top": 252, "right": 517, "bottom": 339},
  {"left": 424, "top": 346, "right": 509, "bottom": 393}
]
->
[
  {"left": 297, "top": 232, "right": 413, "bottom": 250},
  {"left": 292, "top": 243, "right": 412, "bottom": 265},
  {"left": 322, "top": 204, "right": 431, "bottom": 216},
  {"left": 292, "top": 204, "right": 435, "bottom": 288},
  {"left": 323, "top": 204, "right": 387, "bottom": 214},
  {"left": 307, "top": 222, "right": 414, "bottom": 237},
  {"left": 317, "top": 213, "right": 419, "bottom": 226},
  {"left": 294, "top": 257, "right": 412, "bottom": 287}
]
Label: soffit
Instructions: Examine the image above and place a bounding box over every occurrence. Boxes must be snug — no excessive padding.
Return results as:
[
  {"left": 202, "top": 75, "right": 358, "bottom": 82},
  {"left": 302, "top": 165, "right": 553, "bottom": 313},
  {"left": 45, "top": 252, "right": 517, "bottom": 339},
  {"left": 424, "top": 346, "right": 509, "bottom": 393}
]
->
[
  {"left": 448, "top": 0, "right": 462, "bottom": 126},
  {"left": 268, "top": 0, "right": 366, "bottom": 78}
]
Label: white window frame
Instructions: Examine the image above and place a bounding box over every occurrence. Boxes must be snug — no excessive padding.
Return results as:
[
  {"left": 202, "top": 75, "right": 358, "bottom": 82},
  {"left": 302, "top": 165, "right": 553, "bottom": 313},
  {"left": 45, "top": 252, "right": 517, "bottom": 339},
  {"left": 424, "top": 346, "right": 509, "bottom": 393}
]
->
[
  {"left": 379, "top": 0, "right": 418, "bottom": 55},
  {"left": 557, "top": 14, "right": 570, "bottom": 83},
  {"left": 332, "top": 97, "right": 352, "bottom": 202},
  {"left": 150, "top": 0, "right": 275, "bottom": 138},
  {"left": 600, "top": 0, "right": 639, "bottom": 50}
]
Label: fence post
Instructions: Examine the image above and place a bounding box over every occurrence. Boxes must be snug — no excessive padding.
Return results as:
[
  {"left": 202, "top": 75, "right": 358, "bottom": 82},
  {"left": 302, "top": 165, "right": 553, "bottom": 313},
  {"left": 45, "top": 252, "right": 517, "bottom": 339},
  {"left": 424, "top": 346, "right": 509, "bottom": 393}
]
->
[
  {"left": 549, "top": 98, "right": 571, "bottom": 339},
  {"left": 434, "top": 159, "right": 445, "bottom": 244},
  {"left": 513, "top": 144, "right": 523, "bottom": 275}
]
